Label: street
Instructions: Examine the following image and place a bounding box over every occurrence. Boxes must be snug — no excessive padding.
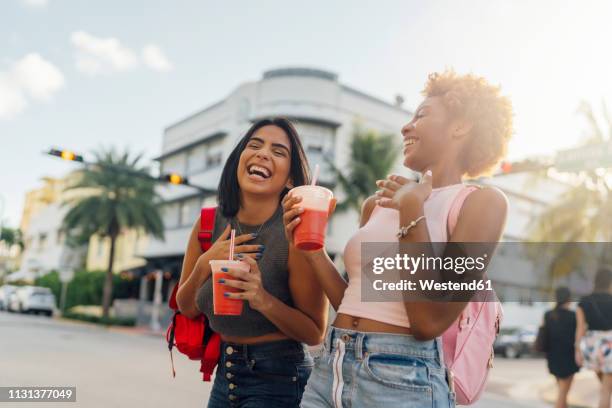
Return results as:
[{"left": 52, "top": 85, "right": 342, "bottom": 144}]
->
[{"left": 1, "top": 312, "right": 556, "bottom": 408}]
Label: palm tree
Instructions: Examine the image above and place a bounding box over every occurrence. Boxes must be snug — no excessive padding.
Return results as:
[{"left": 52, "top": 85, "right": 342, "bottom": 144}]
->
[
  {"left": 62, "top": 149, "right": 164, "bottom": 319},
  {"left": 0, "top": 227, "right": 24, "bottom": 251},
  {"left": 326, "top": 125, "right": 400, "bottom": 213},
  {"left": 529, "top": 101, "right": 612, "bottom": 277}
]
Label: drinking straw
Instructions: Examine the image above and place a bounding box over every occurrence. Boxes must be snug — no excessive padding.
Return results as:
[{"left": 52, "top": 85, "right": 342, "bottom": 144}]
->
[
  {"left": 311, "top": 164, "right": 320, "bottom": 186},
  {"left": 229, "top": 229, "right": 236, "bottom": 260}
]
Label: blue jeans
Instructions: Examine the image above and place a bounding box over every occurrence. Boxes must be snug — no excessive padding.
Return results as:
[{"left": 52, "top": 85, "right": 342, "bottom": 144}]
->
[
  {"left": 300, "top": 327, "right": 455, "bottom": 408},
  {"left": 208, "top": 339, "right": 313, "bottom": 408}
]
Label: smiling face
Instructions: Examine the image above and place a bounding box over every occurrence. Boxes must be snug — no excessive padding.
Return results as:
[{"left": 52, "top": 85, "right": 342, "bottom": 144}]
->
[
  {"left": 236, "top": 124, "right": 293, "bottom": 197},
  {"left": 401, "top": 96, "right": 461, "bottom": 173}
]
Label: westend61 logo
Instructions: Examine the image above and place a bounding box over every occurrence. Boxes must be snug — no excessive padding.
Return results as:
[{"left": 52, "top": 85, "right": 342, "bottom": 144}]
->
[
  {"left": 370, "top": 253, "right": 492, "bottom": 293},
  {"left": 361, "top": 242, "right": 500, "bottom": 302},
  {"left": 361, "top": 242, "right": 611, "bottom": 303}
]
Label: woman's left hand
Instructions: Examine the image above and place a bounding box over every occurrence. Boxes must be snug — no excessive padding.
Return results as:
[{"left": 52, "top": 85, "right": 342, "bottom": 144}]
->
[
  {"left": 220, "top": 255, "right": 272, "bottom": 312},
  {"left": 376, "top": 171, "right": 433, "bottom": 210}
]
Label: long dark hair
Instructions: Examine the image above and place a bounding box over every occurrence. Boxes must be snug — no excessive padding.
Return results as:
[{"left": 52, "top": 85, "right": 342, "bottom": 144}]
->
[{"left": 217, "top": 117, "right": 311, "bottom": 218}]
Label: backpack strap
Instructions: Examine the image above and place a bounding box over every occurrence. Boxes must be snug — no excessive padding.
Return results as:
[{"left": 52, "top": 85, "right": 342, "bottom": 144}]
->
[
  {"left": 198, "top": 207, "right": 217, "bottom": 252},
  {"left": 447, "top": 185, "right": 480, "bottom": 237},
  {"left": 168, "top": 207, "right": 217, "bottom": 310},
  {"left": 200, "top": 330, "right": 221, "bottom": 381}
]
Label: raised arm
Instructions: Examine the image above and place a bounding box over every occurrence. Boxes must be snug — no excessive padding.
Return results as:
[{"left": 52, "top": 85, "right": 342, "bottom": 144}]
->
[{"left": 377, "top": 172, "right": 507, "bottom": 340}]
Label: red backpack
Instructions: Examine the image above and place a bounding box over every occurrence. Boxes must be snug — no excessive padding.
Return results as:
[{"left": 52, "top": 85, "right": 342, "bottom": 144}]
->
[{"left": 166, "top": 207, "right": 221, "bottom": 381}]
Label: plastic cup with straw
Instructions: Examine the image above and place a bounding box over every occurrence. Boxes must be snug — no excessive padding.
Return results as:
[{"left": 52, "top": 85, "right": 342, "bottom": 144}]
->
[
  {"left": 209, "top": 228, "right": 249, "bottom": 315},
  {"left": 288, "top": 163, "right": 334, "bottom": 251}
]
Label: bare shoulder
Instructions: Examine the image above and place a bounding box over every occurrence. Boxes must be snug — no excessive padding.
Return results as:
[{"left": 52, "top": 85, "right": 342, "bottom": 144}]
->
[
  {"left": 464, "top": 185, "right": 508, "bottom": 213},
  {"left": 360, "top": 195, "right": 378, "bottom": 227}
]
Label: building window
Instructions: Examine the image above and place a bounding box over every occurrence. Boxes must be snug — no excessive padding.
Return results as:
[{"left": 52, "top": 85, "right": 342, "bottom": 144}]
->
[
  {"left": 38, "top": 233, "right": 47, "bottom": 251},
  {"left": 180, "top": 197, "right": 201, "bottom": 227},
  {"left": 187, "top": 144, "right": 207, "bottom": 174},
  {"left": 295, "top": 122, "right": 336, "bottom": 181},
  {"left": 97, "top": 238, "right": 104, "bottom": 257},
  {"left": 162, "top": 203, "right": 180, "bottom": 229},
  {"left": 206, "top": 152, "right": 223, "bottom": 168}
]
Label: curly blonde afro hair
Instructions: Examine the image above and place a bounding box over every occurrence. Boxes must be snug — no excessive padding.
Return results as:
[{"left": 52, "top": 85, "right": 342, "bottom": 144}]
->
[{"left": 422, "top": 70, "right": 513, "bottom": 177}]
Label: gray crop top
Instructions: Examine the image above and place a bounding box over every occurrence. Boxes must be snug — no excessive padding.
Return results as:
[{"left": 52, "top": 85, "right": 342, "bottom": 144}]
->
[{"left": 195, "top": 205, "right": 293, "bottom": 337}]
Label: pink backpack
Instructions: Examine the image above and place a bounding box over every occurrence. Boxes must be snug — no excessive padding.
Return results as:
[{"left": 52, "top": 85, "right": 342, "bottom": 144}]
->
[{"left": 442, "top": 186, "right": 503, "bottom": 405}]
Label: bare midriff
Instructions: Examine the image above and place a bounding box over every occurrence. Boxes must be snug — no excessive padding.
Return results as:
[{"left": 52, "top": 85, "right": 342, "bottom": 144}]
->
[{"left": 333, "top": 313, "right": 412, "bottom": 334}]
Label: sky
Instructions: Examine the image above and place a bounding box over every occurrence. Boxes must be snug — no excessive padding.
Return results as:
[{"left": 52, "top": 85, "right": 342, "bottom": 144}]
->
[{"left": 1, "top": 0, "right": 611, "bottom": 228}]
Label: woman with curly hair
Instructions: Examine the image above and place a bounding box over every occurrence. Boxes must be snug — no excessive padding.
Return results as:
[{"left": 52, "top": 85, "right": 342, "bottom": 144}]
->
[{"left": 285, "top": 70, "right": 513, "bottom": 407}]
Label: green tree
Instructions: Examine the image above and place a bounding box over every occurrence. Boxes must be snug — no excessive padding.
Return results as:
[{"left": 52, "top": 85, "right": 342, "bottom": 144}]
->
[
  {"left": 326, "top": 125, "right": 400, "bottom": 213},
  {"left": 0, "top": 227, "right": 24, "bottom": 250},
  {"left": 62, "top": 149, "right": 164, "bottom": 318},
  {"left": 530, "top": 101, "right": 612, "bottom": 275}
]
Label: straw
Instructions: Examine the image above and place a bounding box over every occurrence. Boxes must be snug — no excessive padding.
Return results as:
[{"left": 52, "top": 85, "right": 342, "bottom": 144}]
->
[
  {"left": 229, "top": 229, "right": 236, "bottom": 260},
  {"left": 311, "top": 164, "right": 320, "bottom": 186}
]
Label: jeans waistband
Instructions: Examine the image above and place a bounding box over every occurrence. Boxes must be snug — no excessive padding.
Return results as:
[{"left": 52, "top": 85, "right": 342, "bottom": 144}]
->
[
  {"left": 325, "top": 326, "right": 444, "bottom": 363},
  {"left": 221, "top": 339, "right": 307, "bottom": 361}
]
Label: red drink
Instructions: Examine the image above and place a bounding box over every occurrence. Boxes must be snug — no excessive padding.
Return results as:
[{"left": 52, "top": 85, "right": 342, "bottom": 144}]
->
[
  {"left": 209, "top": 260, "right": 249, "bottom": 315},
  {"left": 289, "top": 185, "right": 334, "bottom": 251},
  {"left": 294, "top": 209, "right": 329, "bottom": 250}
]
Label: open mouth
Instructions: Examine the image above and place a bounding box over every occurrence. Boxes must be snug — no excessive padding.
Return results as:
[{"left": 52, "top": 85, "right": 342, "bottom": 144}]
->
[
  {"left": 403, "top": 137, "right": 419, "bottom": 149},
  {"left": 247, "top": 164, "right": 272, "bottom": 180}
]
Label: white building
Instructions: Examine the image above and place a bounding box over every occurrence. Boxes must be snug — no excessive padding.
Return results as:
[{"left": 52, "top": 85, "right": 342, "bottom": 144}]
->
[{"left": 140, "top": 67, "right": 411, "bottom": 280}]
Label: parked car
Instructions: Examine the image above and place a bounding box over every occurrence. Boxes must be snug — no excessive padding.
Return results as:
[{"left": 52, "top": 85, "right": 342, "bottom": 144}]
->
[
  {"left": 8, "top": 286, "right": 56, "bottom": 316},
  {"left": 494, "top": 327, "right": 537, "bottom": 358},
  {"left": 0, "top": 285, "right": 17, "bottom": 311}
]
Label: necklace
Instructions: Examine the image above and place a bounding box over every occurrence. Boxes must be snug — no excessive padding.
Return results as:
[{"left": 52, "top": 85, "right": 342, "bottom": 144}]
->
[{"left": 232, "top": 207, "right": 279, "bottom": 238}]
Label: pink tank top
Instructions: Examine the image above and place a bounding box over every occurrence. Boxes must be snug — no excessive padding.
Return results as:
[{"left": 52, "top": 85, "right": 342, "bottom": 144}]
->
[{"left": 337, "top": 183, "right": 469, "bottom": 328}]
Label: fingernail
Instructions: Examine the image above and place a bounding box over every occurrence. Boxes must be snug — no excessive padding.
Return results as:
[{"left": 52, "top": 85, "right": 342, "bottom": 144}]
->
[
  {"left": 425, "top": 170, "right": 432, "bottom": 176},
  {"left": 221, "top": 267, "right": 228, "bottom": 272},
  {"left": 224, "top": 292, "right": 230, "bottom": 297},
  {"left": 251, "top": 233, "right": 258, "bottom": 237},
  {"left": 259, "top": 245, "right": 265, "bottom": 250},
  {"left": 218, "top": 279, "right": 225, "bottom": 283},
  {"left": 256, "top": 253, "right": 263, "bottom": 260},
  {"left": 376, "top": 190, "right": 382, "bottom": 196},
  {"left": 236, "top": 254, "right": 244, "bottom": 258},
  {"left": 298, "top": 207, "right": 304, "bottom": 213}
]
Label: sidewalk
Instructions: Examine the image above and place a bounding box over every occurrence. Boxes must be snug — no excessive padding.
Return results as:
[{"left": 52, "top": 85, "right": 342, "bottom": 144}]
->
[
  {"left": 539, "top": 370, "right": 599, "bottom": 408},
  {"left": 484, "top": 357, "right": 600, "bottom": 408}
]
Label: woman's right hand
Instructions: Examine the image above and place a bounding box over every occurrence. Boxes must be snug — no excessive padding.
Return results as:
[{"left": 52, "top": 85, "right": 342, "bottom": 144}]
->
[
  {"left": 201, "top": 224, "right": 262, "bottom": 263},
  {"left": 282, "top": 193, "right": 336, "bottom": 249},
  {"left": 281, "top": 194, "right": 304, "bottom": 246}
]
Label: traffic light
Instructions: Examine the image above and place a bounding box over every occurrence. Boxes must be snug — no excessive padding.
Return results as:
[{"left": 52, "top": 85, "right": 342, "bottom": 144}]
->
[
  {"left": 48, "top": 148, "right": 84, "bottom": 162},
  {"left": 162, "top": 173, "right": 189, "bottom": 185},
  {"left": 499, "top": 159, "right": 551, "bottom": 174}
]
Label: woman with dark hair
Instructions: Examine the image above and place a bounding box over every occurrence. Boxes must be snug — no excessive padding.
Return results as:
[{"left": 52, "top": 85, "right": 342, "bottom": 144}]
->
[
  {"left": 175, "top": 117, "right": 329, "bottom": 408},
  {"left": 576, "top": 267, "right": 612, "bottom": 408},
  {"left": 541, "top": 286, "right": 580, "bottom": 408},
  {"left": 286, "top": 70, "right": 513, "bottom": 407}
]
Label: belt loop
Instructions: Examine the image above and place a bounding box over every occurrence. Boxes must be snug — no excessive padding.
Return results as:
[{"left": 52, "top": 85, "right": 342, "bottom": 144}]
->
[
  {"left": 355, "top": 332, "right": 364, "bottom": 360},
  {"left": 436, "top": 337, "right": 445, "bottom": 366}
]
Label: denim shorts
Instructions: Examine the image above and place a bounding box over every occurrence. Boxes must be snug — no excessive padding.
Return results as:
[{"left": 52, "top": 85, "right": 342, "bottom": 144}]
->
[
  {"left": 207, "top": 339, "right": 314, "bottom": 408},
  {"left": 300, "top": 327, "right": 455, "bottom": 408}
]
